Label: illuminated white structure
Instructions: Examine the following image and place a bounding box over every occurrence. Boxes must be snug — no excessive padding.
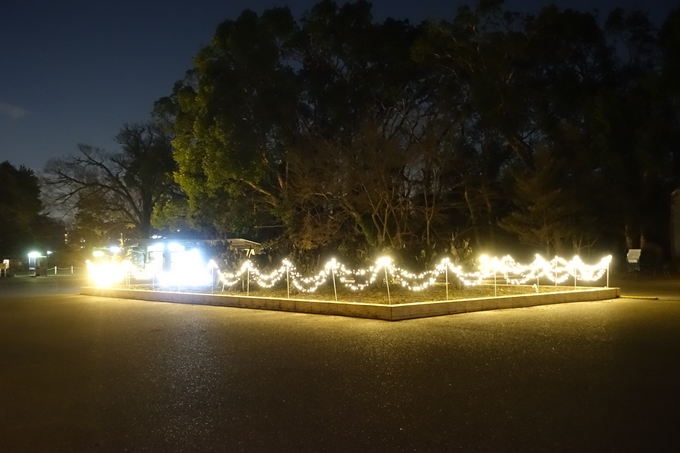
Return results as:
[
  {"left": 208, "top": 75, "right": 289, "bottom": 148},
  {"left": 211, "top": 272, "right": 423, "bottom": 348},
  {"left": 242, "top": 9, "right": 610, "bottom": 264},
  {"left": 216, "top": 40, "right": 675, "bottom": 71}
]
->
[
  {"left": 86, "top": 239, "right": 225, "bottom": 288},
  {"left": 123, "top": 242, "right": 217, "bottom": 288},
  {"left": 86, "top": 246, "right": 125, "bottom": 286},
  {"left": 27, "top": 251, "right": 47, "bottom": 277}
]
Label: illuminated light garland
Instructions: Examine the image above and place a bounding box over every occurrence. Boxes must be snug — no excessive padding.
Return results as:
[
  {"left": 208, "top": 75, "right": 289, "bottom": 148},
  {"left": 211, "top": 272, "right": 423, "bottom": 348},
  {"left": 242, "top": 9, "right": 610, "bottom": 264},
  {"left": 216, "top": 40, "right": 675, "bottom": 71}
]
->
[
  {"left": 216, "top": 254, "right": 612, "bottom": 294},
  {"left": 89, "top": 250, "right": 611, "bottom": 295}
]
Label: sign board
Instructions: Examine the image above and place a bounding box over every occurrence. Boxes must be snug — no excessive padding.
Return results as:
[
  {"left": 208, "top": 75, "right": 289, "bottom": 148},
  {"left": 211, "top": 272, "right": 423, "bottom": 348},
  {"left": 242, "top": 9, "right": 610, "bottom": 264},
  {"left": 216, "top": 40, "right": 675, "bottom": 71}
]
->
[{"left": 626, "top": 249, "right": 641, "bottom": 264}]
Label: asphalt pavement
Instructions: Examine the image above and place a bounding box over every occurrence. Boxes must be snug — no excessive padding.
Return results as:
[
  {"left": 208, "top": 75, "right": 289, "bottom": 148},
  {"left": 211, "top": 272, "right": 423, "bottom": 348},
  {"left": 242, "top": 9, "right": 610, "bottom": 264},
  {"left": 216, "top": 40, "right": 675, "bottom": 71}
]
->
[{"left": 1, "top": 272, "right": 679, "bottom": 452}]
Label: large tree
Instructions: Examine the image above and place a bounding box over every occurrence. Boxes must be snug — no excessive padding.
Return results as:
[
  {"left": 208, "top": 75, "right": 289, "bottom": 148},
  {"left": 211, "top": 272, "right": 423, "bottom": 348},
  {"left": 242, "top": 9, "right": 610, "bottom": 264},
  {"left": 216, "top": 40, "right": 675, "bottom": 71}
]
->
[
  {"left": 43, "top": 122, "right": 177, "bottom": 243},
  {"left": 158, "top": 1, "right": 439, "bottom": 254},
  {"left": 0, "top": 161, "right": 47, "bottom": 255}
]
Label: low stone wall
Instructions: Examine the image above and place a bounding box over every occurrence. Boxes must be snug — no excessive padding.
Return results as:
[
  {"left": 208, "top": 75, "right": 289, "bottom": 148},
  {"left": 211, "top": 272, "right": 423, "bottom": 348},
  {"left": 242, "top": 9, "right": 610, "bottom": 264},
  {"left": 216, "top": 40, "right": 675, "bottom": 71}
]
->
[{"left": 80, "top": 286, "right": 620, "bottom": 321}]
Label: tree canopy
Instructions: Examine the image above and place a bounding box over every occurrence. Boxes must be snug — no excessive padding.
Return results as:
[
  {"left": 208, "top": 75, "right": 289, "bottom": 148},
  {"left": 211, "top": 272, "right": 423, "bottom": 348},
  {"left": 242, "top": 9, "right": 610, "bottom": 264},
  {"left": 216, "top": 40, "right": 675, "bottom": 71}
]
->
[
  {"left": 152, "top": 0, "right": 679, "bottom": 264},
  {"left": 0, "top": 161, "right": 60, "bottom": 256}
]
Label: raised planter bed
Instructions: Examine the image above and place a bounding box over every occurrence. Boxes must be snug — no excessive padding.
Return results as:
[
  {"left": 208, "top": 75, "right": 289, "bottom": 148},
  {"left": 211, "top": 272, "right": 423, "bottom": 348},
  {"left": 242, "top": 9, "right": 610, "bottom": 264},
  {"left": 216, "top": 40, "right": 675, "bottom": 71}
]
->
[{"left": 80, "top": 285, "right": 620, "bottom": 321}]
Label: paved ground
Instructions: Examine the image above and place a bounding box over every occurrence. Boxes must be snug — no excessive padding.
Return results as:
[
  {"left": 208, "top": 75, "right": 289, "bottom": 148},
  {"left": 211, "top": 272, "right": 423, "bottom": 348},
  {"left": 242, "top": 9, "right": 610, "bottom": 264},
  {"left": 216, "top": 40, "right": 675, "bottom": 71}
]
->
[{"left": 1, "top": 272, "right": 679, "bottom": 452}]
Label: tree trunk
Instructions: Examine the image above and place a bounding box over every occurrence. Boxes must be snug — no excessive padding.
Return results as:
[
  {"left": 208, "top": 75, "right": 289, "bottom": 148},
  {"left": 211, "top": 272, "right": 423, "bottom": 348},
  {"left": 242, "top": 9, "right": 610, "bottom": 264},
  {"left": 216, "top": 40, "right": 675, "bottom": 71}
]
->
[
  {"left": 625, "top": 221, "right": 641, "bottom": 250},
  {"left": 464, "top": 188, "right": 481, "bottom": 247}
]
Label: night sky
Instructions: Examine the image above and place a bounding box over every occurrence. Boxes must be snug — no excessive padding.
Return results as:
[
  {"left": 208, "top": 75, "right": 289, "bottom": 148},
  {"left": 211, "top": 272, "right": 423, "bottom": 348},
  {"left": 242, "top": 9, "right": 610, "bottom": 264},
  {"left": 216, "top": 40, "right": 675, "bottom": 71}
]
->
[{"left": 1, "top": 0, "right": 674, "bottom": 173}]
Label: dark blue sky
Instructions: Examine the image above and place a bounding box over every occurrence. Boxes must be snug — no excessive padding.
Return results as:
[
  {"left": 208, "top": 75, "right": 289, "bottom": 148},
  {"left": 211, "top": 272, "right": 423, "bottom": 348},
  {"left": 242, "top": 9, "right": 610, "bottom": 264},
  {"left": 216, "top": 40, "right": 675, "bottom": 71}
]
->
[{"left": 0, "top": 0, "right": 674, "bottom": 173}]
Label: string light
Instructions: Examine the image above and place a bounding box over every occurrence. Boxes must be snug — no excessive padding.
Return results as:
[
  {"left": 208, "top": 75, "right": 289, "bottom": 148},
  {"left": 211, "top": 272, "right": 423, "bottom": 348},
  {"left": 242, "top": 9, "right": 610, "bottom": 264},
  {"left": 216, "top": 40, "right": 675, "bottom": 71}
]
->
[
  {"left": 216, "top": 254, "right": 612, "bottom": 294},
  {"left": 90, "top": 249, "right": 612, "bottom": 296}
]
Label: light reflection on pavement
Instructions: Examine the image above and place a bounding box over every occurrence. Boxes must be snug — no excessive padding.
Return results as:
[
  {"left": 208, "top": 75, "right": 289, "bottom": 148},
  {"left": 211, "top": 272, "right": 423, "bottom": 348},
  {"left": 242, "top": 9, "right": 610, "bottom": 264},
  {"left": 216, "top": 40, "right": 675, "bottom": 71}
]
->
[{"left": 1, "top": 271, "right": 679, "bottom": 452}]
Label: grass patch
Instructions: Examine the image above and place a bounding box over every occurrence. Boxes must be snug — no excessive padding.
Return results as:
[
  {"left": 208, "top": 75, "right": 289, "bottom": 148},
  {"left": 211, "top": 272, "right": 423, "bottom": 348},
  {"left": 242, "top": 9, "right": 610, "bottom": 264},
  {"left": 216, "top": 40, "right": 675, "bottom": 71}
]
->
[{"left": 119, "top": 282, "right": 587, "bottom": 305}]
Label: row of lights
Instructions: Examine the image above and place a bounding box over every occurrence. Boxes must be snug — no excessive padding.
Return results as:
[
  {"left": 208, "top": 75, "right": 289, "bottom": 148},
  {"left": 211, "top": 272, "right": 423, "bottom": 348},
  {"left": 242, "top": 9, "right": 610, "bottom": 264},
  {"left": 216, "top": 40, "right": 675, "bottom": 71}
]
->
[
  {"left": 218, "top": 254, "right": 612, "bottom": 293},
  {"left": 85, "top": 246, "right": 611, "bottom": 296}
]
